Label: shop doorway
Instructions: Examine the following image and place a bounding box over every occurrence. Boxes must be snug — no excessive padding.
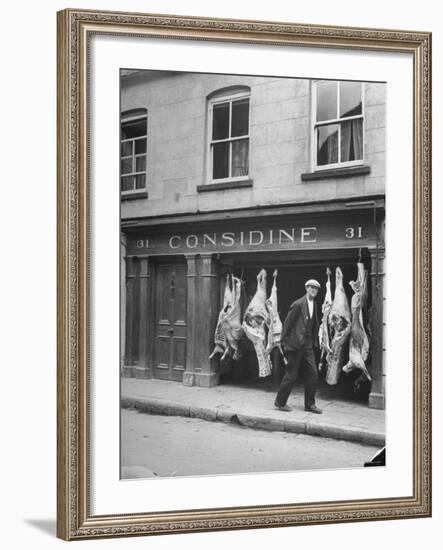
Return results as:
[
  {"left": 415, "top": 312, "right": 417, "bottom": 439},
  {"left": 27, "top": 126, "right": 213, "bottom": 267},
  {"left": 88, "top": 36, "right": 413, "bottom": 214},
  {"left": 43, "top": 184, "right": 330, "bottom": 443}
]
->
[
  {"left": 153, "top": 262, "right": 187, "bottom": 381},
  {"left": 219, "top": 249, "right": 373, "bottom": 402}
]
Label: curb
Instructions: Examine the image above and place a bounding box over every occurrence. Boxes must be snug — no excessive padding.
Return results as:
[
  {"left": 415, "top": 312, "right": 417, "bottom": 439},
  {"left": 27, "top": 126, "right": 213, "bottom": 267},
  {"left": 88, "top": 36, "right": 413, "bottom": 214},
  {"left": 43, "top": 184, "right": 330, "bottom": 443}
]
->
[{"left": 121, "top": 396, "right": 385, "bottom": 447}]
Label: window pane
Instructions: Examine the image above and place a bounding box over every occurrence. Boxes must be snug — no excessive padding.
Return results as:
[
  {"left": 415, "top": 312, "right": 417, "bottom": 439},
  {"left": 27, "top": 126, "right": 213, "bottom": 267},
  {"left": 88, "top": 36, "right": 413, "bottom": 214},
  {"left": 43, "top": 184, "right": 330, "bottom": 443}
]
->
[
  {"left": 317, "top": 124, "right": 339, "bottom": 165},
  {"left": 212, "top": 103, "right": 230, "bottom": 140},
  {"left": 135, "top": 174, "right": 146, "bottom": 189},
  {"left": 340, "top": 81, "right": 362, "bottom": 118},
  {"left": 121, "top": 175, "right": 134, "bottom": 191},
  {"left": 231, "top": 98, "right": 249, "bottom": 137},
  {"left": 135, "top": 138, "right": 147, "bottom": 154},
  {"left": 231, "top": 139, "right": 249, "bottom": 177},
  {"left": 121, "top": 108, "right": 147, "bottom": 120},
  {"left": 341, "top": 119, "right": 363, "bottom": 162},
  {"left": 121, "top": 117, "right": 147, "bottom": 139},
  {"left": 121, "top": 141, "right": 132, "bottom": 156},
  {"left": 136, "top": 155, "right": 146, "bottom": 172},
  {"left": 316, "top": 81, "right": 337, "bottom": 122},
  {"left": 212, "top": 142, "right": 229, "bottom": 179},
  {"left": 121, "top": 158, "right": 133, "bottom": 174}
]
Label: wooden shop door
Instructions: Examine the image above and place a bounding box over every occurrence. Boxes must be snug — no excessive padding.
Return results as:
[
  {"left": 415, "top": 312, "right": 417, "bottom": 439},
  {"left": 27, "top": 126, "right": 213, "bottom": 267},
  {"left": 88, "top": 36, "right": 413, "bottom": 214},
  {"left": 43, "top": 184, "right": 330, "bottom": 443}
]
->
[{"left": 153, "top": 263, "right": 187, "bottom": 381}]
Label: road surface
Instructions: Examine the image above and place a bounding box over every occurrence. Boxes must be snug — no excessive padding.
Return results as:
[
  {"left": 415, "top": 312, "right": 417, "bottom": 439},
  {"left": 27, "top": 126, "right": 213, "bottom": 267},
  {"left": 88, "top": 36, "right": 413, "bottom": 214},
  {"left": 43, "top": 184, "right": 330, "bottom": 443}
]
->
[{"left": 121, "top": 409, "right": 381, "bottom": 479}]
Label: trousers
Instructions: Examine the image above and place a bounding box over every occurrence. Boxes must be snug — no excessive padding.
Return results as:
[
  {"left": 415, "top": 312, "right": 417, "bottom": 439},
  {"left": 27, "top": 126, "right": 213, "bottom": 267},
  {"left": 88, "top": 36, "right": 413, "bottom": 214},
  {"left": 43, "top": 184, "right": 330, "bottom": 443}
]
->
[{"left": 275, "top": 345, "right": 318, "bottom": 408}]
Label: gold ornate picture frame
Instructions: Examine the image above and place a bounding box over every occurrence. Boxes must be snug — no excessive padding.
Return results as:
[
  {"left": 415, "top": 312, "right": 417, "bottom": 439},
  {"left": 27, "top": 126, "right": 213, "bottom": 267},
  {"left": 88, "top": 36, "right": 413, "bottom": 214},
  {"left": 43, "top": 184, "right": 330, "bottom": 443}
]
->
[{"left": 57, "top": 8, "right": 431, "bottom": 540}]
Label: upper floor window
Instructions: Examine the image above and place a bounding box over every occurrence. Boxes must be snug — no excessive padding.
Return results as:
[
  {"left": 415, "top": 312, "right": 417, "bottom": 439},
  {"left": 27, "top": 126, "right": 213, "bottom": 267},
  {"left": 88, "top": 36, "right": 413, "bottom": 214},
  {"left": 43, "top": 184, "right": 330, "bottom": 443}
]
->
[
  {"left": 313, "top": 81, "right": 364, "bottom": 169},
  {"left": 208, "top": 90, "right": 250, "bottom": 183},
  {"left": 120, "top": 108, "right": 147, "bottom": 193}
]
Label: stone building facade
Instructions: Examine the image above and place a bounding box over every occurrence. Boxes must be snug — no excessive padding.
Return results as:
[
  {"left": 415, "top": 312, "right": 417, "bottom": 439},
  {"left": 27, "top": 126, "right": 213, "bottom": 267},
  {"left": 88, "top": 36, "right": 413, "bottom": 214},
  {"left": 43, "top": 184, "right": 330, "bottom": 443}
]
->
[{"left": 120, "top": 69, "right": 386, "bottom": 409}]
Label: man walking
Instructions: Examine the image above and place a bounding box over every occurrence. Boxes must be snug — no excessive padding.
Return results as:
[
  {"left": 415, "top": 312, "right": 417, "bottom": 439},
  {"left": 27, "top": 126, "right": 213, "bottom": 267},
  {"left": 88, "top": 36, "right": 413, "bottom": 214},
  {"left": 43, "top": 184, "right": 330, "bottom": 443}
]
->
[{"left": 274, "top": 279, "right": 323, "bottom": 414}]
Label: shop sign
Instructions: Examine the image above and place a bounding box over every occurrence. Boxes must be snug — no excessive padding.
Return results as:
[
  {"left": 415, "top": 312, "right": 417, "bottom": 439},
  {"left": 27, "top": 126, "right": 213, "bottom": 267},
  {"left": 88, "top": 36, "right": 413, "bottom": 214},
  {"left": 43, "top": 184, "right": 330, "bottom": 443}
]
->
[{"left": 127, "top": 220, "right": 377, "bottom": 255}]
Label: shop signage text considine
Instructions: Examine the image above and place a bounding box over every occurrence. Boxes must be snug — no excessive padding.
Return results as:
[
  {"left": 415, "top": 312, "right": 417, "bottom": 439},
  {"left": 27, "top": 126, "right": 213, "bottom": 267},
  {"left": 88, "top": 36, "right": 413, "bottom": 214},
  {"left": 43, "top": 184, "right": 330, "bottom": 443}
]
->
[
  {"left": 168, "top": 227, "right": 317, "bottom": 249},
  {"left": 130, "top": 223, "right": 370, "bottom": 255}
]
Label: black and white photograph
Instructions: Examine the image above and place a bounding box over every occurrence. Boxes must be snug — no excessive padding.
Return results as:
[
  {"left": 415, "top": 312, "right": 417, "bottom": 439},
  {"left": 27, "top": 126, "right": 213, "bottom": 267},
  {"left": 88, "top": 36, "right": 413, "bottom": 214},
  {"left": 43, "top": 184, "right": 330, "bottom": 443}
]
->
[
  {"left": 1, "top": 0, "right": 438, "bottom": 543},
  {"left": 119, "top": 69, "right": 386, "bottom": 479}
]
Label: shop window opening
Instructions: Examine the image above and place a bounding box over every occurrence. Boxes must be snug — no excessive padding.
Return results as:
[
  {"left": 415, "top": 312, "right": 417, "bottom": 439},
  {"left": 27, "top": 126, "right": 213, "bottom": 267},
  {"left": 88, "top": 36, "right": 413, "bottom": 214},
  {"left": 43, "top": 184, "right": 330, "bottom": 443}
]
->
[{"left": 217, "top": 254, "right": 373, "bottom": 404}]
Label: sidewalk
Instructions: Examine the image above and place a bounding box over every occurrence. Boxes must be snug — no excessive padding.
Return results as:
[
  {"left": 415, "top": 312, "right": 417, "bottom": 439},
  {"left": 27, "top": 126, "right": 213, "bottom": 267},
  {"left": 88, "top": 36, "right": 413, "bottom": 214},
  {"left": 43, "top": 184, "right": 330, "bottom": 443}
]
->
[{"left": 121, "top": 378, "right": 385, "bottom": 447}]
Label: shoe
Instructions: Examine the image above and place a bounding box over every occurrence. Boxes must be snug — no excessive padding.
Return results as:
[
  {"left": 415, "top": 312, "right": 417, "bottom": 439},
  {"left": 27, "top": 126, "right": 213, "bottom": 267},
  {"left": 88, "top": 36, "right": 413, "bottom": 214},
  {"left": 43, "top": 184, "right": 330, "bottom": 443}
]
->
[
  {"left": 304, "top": 405, "right": 323, "bottom": 414},
  {"left": 274, "top": 400, "right": 292, "bottom": 412}
]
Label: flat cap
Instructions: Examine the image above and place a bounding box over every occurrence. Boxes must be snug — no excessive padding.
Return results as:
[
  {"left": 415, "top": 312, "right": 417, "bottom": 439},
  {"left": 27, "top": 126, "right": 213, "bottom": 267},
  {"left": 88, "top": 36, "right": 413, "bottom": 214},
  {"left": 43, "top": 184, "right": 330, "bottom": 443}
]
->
[{"left": 305, "top": 279, "right": 321, "bottom": 289}]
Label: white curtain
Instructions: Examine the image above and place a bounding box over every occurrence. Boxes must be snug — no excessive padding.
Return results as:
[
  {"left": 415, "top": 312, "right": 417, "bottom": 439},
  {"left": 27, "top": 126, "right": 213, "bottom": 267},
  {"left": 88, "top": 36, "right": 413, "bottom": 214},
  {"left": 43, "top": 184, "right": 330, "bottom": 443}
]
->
[
  {"left": 341, "top": 119, "right": 363, "bottom": 161},
  {"left": 352, "top": 119, "right": 363, "bottom": 160},
  {"left": 232, "top": 139, "right": 249, "bottom": 177}
]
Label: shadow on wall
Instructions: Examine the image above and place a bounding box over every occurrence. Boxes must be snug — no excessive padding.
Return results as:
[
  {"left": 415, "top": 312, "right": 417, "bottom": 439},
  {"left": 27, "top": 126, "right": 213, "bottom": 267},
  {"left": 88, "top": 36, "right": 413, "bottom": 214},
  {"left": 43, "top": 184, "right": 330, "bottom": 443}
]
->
[{"left": 24, "top": 519, "right": 56, "bottom": 537}]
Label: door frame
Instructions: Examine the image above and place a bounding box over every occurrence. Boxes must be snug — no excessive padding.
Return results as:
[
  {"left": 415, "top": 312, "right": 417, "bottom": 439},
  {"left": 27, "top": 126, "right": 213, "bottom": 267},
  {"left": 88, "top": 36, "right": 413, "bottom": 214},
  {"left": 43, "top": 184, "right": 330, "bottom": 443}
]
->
[{"left": 150, "top": 256, "right": 187, "bottom": 381}]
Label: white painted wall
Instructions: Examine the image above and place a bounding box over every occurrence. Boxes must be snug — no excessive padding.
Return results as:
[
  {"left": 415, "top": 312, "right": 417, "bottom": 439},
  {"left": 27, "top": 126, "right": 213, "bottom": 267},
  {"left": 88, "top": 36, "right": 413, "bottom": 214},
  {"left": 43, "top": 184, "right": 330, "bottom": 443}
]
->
[{"left": 121, "top": 72, "right": 385, "bottom": 219}]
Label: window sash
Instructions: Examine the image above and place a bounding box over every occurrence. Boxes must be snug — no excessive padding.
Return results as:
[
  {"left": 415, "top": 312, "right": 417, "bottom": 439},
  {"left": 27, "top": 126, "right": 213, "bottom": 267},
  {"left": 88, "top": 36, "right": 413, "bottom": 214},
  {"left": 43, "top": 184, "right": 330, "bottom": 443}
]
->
[
  {"left": 315, "top": 113, "right": 363, "bottom": 127},
  {"left": 209, "top": 94, "right": 250, "bottom": 181},
  {"left": 121, "top": 174, "right": 146, "bottom": 193},
  {"left": 121, "top": 114, "right": 147, "bottom": 124},
  {"left": 211, "top": 138, "right": 249, "bottom": 181},
  {"left": 121, "top": 136, "right": 147, "bottom": 143},
  {"left": 120, "top": 115, "right": 147, "bottom": 192},
  {"left": 315, "top": 120, "right": 364, "bottom": 168},
  {"left": 313, "top": 81, "right": 364, "bottom": 170}
]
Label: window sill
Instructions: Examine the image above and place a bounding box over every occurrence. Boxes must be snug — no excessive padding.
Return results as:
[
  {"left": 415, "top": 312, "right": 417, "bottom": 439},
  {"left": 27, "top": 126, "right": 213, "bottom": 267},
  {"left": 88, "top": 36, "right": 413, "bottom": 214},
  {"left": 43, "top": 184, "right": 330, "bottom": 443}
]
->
[
  {"left": 197, "top": 179, "right": 253, "bottom": 192},
  {"left": 301, "top": 164, "right": 370, "bottom": 181},
  {"left": 121, "top": 190, "right": 148, "bottom": 201}
]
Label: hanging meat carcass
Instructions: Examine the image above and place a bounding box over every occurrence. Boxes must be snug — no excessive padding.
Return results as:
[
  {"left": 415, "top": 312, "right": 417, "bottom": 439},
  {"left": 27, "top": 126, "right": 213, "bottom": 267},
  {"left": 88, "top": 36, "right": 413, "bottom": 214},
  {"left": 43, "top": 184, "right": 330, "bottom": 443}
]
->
[
  {"left": 265, "top": 269, "right": 284, "bottom": 359},
  {"left": 318, "top": 267, "right": 332, "bottom": 372},
  {"left": 209, "top": 274, "right": 233, "bottom": 360},
  {"left": 219, "top": 275, "right": 245, "bottom": 360},
  {"left": 242, "top": 269, "right": 272, "bottom": 377},
  {"left": 325, "top": 267, "right": 351, "bottom": 385},
  {"left": 362, "top": 267, "right": 372, "bottom": 340},
  {"left": 343, "top": 262, "right": 372, "bottom": 382}
]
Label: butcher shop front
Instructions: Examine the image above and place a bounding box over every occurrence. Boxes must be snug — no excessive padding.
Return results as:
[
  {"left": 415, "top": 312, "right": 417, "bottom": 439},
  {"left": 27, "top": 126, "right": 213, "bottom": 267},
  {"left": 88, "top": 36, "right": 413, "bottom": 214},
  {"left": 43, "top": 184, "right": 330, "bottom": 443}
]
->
[{"left": 121, "top": 196, "right": 385, "bottom": 409}]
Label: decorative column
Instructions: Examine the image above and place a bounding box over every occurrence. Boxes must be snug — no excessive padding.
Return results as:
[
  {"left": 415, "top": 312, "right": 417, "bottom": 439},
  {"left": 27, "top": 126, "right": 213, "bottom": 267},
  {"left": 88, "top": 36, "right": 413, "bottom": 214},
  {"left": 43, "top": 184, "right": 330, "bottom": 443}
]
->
[
  {"left": 122, "top": 256, "right": 136, "bottom": 378},
  {"left": 193, "top": 254, "right": 220, "bottom": 387},
  {"left": 183, "top": 254, "right": 221, "bottom": 387},
  {"left": 368, "top": 248, "right": 386, "bottom": 409},
  {"left": 133, "top": 256, "right": 152, "bottom": 379},
  {"left": 183, "top": 254, "right": 198, "bottom": 386}
]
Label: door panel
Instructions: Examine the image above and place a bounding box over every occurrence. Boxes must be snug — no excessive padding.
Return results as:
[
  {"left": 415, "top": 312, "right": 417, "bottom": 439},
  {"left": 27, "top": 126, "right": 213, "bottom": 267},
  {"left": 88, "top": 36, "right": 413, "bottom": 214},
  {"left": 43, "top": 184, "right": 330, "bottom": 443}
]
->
[
  {"left": 153, "top": 263, "right": 187, "bottom": 381},
  {"left": 173, "top": 338, "right": 186, "bottom": 373},
  {"left": 173, "top": 266, "right": 187, "bottom": 324},
  {"left": 155, "top": 337, "right": 170, "bottom": 370},
  {"left": 157, "top": 265, "right": 171, "bottom": 323}
]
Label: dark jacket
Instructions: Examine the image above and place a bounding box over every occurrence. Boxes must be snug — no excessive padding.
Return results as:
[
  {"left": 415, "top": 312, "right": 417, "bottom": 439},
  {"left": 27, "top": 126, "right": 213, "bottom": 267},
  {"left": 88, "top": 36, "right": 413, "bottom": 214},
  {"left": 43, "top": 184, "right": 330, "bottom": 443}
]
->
[{"left": 281, "top": 295, "right": 319, "bottom": 352}]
